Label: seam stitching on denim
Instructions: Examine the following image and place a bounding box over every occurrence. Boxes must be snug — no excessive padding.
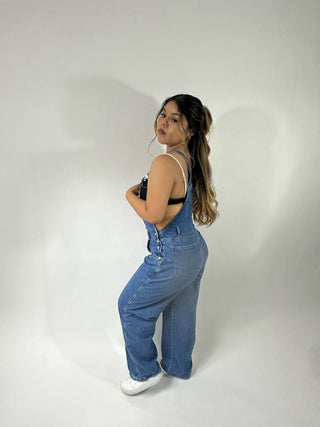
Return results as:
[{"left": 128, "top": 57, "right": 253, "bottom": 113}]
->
[{"left": 168, "top": 299, "right": 175, "bottom": 373}]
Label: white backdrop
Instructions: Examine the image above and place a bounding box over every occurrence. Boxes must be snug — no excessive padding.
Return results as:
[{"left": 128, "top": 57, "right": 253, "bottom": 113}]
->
[{"left": 1, "top": 1, "right": 319, "bottom": 426}]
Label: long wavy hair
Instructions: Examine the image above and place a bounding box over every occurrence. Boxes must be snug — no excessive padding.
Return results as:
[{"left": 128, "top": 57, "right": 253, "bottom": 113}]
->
[{"left": 152, "top": 94, "right": 219, "bottom": 226}]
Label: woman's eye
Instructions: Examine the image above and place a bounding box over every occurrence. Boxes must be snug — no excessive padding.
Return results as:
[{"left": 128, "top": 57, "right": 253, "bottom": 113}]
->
[{"left": 158, "top": 113, "right": 178, "bottom": 122}]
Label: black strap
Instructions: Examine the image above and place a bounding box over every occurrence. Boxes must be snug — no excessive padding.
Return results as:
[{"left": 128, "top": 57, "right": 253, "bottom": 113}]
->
[{"left": 168, "top": 196, "right": 186, "bottom": 205}]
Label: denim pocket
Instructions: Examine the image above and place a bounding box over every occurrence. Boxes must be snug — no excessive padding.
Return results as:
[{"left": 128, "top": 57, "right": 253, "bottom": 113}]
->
[
  {"left": 173, "top": 239, "right": 200, "bottom": 251},
  {"left": 173, "top": 240, "right": 203, "bottom": 278}
]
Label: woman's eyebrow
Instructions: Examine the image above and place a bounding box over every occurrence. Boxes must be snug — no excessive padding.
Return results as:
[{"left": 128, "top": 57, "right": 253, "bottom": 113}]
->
[{"left": 162, "top": 107, "right": 181, "bottom": 116}]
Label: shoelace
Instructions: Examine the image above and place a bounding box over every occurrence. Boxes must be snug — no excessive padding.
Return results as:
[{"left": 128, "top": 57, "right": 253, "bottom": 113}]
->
[{"left": 127, "top": 378, "right": 142, "bottom": 388}]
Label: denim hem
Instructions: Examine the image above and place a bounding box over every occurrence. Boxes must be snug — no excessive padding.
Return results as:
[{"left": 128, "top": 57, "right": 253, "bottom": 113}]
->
[
  {"left": 129, "top": 366, "right": 161, "bottom": 382},
  {"left": 160, "top": 361, "right": 191, "bottom": 380}
]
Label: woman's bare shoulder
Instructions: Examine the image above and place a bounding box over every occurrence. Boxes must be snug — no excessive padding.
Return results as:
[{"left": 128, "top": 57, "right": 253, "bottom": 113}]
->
[{"left": 150, "top": 154, "right": 176, "bottom": 170}]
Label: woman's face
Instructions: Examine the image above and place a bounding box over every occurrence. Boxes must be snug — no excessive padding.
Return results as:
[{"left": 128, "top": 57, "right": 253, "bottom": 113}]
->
[{"left": 156, "top": 101, "right": 191, "bottom": 147}]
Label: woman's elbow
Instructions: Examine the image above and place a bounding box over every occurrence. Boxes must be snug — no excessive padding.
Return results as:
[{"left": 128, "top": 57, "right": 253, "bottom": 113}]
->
[{"left": 144, "top": 209, "right": 165, "bottom": 225}]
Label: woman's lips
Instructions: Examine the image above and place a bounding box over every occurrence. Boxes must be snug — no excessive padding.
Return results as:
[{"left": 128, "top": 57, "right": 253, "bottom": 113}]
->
[{"left": 158, "top": 129, "right": 166, "bottom": 135}]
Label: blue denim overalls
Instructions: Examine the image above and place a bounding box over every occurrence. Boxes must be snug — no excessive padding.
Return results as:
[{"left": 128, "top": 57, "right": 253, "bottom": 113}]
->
[{"left": 118, "top": 150, "right": 208, "bottom": 381}]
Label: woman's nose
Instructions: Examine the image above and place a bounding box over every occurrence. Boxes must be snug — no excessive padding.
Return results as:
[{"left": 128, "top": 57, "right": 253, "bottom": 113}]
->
[{"left": 160, "top": 117, "right": 168, "bottom": 126}]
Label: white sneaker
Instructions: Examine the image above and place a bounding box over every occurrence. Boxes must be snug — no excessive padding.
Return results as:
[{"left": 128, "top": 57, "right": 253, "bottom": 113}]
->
[{"left": 120, "top": 372, "right": 164, "bottom": 396}]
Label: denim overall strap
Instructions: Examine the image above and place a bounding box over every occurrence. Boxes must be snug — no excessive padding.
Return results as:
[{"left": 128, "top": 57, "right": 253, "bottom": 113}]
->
[{"left": 167, "top": 150, "right": 191, "bottom": 184}]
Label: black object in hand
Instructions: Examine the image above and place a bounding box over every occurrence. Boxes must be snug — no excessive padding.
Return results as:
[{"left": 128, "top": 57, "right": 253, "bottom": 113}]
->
[{"left": 138, "top": 175, "right": 148, "bottom": 200}]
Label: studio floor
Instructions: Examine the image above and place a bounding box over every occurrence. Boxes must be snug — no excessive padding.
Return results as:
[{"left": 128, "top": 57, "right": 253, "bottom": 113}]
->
[{"left": 1, "top": 301, "right": 319, "bottom": 427}]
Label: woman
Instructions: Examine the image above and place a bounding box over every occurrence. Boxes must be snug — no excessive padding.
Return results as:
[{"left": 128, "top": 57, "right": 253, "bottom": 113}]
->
[{"left": 118, "top": 94, "right": 219, "bottom": 395}]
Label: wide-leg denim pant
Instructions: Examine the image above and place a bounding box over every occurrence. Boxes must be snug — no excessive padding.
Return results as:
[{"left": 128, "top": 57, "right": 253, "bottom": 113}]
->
[{"left": 118, "top": 227, "right": 208, "bottom": 381}]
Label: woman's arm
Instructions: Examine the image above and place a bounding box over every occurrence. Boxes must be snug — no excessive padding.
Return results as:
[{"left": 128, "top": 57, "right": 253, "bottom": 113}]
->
[{"left": 126, "top": 155, "right": 176, "bottom": 224}]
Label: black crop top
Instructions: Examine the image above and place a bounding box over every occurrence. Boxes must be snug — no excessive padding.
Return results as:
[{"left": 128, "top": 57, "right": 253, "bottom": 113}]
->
[
  {"left": 137, "top": 152, "right": 188, "bottom": 205},
  {"left": 138, "top": 174, "right": 186, "bottom": 205}
]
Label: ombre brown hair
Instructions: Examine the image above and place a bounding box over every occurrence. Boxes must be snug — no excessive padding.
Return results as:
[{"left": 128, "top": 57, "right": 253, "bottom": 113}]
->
[{"left": 153, "top": 94, "right": 219, "bottom": 226}]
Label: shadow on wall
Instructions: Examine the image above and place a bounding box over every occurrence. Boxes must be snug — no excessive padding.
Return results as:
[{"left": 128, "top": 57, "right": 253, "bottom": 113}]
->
[
  {"left": 195, "top": 105, "right": 278, "bottom": 367},
  {"left": 196, "top": 103, "right": 320, "bottom": 370},
  {"left": 63, "top": 76, "right": 163, "bottom": 176},
  {"left": 41, "top": 77, "right": 165, "bottom": 381}
]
